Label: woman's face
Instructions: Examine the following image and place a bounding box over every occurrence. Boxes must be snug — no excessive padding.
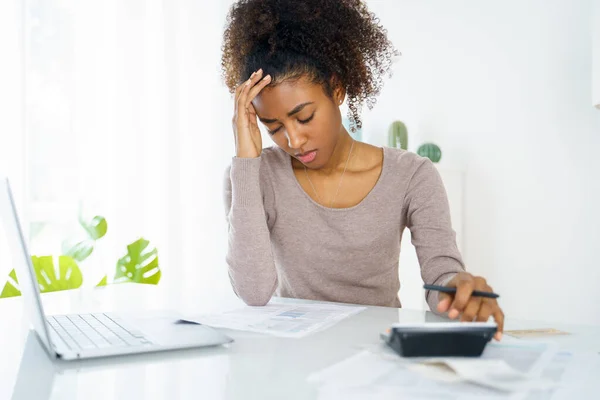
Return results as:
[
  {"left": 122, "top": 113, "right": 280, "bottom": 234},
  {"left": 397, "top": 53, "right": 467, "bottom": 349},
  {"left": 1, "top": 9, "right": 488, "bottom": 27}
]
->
[{"left": 251, "top": 75, "right": 345, "bottom": 169}]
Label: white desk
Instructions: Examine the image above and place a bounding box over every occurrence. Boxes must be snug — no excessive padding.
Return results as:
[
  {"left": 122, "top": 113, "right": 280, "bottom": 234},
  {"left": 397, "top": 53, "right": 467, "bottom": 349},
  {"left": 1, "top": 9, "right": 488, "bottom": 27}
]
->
[{"left": 1, "top": 285, "right": 599, "bottom": 399}]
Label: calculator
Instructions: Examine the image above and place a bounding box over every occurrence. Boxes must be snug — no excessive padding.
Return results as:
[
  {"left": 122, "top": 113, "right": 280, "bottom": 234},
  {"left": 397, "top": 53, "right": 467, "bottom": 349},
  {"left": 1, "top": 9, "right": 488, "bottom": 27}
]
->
[{"left": 381, "top": 322, "right": 498, "bottom": 357}]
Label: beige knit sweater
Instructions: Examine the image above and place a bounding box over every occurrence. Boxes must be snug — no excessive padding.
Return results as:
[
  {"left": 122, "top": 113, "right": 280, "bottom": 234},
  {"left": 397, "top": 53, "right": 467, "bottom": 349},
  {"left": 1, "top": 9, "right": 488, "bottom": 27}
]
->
[{"left": 223, "top": 146, "right": 465, "bottom": 310}]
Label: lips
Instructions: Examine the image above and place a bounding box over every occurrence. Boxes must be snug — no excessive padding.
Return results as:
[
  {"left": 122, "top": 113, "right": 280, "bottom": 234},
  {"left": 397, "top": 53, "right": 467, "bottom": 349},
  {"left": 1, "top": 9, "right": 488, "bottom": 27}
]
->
[{"left": 296, "top": 150, "right": 317, "bottom": 164}]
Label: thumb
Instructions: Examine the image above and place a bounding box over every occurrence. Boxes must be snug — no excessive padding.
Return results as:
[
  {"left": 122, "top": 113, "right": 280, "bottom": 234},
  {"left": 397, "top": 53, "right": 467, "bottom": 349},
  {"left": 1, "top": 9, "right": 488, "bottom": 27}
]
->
[{"left": 437, "top": 292, "right": 452, "bottom": 313}]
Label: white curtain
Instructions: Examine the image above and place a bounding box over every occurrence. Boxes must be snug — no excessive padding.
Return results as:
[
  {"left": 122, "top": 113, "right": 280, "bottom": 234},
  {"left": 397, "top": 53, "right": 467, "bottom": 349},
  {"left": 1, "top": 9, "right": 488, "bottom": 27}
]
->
[
  {"left": 1, "top": 0, "right": 239, "bottom": 305},
  {"left": 0, "top": 0, "right": 26, "bottom": 287}
]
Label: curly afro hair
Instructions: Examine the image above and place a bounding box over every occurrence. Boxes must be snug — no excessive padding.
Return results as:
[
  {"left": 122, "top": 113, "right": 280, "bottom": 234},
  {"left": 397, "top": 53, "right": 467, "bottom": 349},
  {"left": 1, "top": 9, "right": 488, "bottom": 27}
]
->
[{"left": 220, "top": 0, "right": 399, "bottom": 132}]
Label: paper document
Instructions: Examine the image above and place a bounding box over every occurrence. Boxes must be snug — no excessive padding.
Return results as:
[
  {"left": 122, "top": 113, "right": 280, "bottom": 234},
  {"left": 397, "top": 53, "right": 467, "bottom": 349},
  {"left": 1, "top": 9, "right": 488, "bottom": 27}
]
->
[
  {"left": 309, "top": 350, "right": 510, "bottom": 399},
  {"left": 410, "top": 358, "right": 555, "bottom": 393},
  {"left": 505, "top": 328, "right": 571, "bottom": 338},
  {"left": 307, "top": 339, "right": 592, "bottom": 399},
  {"left": 539, "top": 350, "right": 600, "bottom": 399},
  {"left": 181, "top": 301, "right": 365, "bottom": 338}
]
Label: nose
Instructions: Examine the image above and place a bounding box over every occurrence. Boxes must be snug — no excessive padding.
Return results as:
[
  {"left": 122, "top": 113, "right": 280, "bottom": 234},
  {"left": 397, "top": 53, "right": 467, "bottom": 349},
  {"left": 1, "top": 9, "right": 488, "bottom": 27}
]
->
[{"left": 285, "top": 125, "right": 308, "bottom": 150}]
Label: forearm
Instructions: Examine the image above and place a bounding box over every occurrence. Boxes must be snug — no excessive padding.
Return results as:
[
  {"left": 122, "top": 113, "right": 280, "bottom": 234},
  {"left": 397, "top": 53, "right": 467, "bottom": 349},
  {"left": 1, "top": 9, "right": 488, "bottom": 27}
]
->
[
  {"left": 225, "top": 157, "right": 278, "bottom": 306},
  {"left": 405, "top": 158, "right": 466, "bottom": 313}
]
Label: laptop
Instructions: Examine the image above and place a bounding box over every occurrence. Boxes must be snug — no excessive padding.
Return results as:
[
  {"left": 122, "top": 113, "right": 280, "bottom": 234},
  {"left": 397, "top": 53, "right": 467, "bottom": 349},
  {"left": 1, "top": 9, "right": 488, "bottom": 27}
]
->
[{"left": 0, "top": 177, "right": 233, "bottom": 360}]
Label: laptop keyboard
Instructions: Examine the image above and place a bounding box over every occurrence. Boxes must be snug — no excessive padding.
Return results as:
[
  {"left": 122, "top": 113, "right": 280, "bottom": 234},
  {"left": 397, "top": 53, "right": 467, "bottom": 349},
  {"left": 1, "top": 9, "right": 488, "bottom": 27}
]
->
[{"left": 47, "top": 313, "right": 153, "bottom": 351}]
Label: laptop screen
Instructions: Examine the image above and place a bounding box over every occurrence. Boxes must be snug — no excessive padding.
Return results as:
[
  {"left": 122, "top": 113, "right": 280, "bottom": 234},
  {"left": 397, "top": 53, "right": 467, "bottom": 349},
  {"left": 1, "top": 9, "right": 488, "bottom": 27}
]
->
[{"left": 0, "top": 177, "right": 53, "bottom": 351}]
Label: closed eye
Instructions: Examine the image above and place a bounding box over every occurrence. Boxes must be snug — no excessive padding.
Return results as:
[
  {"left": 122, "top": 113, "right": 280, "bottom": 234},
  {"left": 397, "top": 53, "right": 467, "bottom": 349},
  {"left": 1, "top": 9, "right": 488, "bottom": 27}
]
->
[
  {"left": 267, "top": 113, "right": 315, "bottom": 135},
  {"left": 298, "top": 113, "right": 315, "bottom": 124}
]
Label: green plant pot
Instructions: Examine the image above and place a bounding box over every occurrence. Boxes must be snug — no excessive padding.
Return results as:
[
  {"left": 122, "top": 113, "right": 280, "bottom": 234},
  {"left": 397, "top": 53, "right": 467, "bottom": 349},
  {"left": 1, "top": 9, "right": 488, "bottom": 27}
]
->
[{"left": 417, "top": 143, "right": 442, "bottom": 163}]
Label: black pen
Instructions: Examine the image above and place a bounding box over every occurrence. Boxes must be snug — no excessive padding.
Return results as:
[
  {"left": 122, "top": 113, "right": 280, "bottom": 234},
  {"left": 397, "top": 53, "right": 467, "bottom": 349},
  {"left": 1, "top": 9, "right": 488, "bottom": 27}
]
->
[{"left": 423, "top": 284, "right": 500, "bottom": 299}]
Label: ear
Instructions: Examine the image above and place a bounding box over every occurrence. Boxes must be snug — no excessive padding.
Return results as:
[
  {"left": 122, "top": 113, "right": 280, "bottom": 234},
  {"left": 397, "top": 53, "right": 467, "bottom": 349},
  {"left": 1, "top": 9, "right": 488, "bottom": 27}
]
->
[{"left": 330, "top": 75, "right": 346, "bottom": 105}]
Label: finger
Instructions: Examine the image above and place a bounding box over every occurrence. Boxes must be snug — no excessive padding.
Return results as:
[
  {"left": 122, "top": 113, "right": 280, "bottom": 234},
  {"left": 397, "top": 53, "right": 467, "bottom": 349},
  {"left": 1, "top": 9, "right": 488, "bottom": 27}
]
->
[
  {"left": 237, "top": 69, "right": 261, "bottom": 95},
  {"left": 234, "top": 78, "right": 249, "bottom": 104},
  {"left": 246, "top": 74, "right": 272, "bottom": 106},
  {"left": 234, "top": 81, "right": 248, "bottom": 117},
  {"left": 236, "top": 79, "right": 256, "bottom": 120},
  {"left": 437, "top": 292, "right": 452, "bottom": 313},
  {"left": 449, "top": 278, "right": 475, "bottom": 314},
  {"left": 235, "top": 80, "right": 246, "bottom": 101},
  {"left": 241, "top": 69, "right": 265, "bottom": 96},
  {"left": 475, "top": 298, "right": 493, "bottom": 322},
  {"left": 460, "top": 296, "right": 482, "bottom": 322},
  {"left": 233, "top": 78, "right": 252, "bottom": 130},
  {"left": 492, "top": 305, "right": 504, "bottom": 340},
  {"left": 247, "top": 102, "right": 257, "bottom": 119},
  {"left": 235, "top": 69, "right": 262, "bottom": 106},
  {"left": 232, "top": 81, "right": 252, "bottom": 145}
]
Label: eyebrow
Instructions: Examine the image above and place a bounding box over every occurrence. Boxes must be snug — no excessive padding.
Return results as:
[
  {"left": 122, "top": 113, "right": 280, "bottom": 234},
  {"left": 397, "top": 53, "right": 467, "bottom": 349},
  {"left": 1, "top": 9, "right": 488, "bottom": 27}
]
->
[{"left": 258, "top": 102, "right": 314, "bottom": 124}]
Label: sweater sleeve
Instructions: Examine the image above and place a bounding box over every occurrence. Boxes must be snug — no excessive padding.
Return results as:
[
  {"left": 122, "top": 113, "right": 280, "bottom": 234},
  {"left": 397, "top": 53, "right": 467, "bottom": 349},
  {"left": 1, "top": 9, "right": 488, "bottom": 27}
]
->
[
  {"left": 223, "top": 156, "right": 278, "bottom": 306},
  {"left": 403, "top": 158, "right": 466, "bottom": 312}
]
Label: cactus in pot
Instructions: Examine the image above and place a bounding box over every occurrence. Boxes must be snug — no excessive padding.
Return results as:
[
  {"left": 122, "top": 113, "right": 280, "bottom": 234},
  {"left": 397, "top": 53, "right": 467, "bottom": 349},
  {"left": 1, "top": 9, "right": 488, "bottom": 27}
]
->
[
  {"left": 387, "top": 121, "right": 408, "bottom": 150},
  {"left": 417, "top": 143, "right": 442, "bottom": 163}
]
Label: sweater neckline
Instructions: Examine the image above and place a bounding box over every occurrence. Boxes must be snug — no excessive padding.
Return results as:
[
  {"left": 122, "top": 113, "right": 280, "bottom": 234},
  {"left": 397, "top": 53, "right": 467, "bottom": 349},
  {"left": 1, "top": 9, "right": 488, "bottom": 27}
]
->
[{"left": 284, "top": 146, "right": 389, "bottom": 212}]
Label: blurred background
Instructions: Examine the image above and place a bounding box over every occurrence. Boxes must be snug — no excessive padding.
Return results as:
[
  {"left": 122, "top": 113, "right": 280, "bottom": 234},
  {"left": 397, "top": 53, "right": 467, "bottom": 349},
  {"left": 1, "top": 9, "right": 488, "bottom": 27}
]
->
[{"left": 0, "top": 0, "right": 599, "bottom": 325}]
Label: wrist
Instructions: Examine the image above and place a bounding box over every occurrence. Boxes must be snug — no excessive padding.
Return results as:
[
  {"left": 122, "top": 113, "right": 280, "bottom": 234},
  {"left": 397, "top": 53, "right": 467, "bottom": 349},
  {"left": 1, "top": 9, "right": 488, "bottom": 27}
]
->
[{"left": 236, "top": 148, "right": 261, "bottom": 158}]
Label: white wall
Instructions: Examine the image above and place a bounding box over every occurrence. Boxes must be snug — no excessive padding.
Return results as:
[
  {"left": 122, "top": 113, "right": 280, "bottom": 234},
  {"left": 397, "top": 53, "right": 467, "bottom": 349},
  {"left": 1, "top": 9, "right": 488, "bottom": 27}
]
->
[
  {"left": 594, "top": 0, "right": 600, "bottom": 108},
  {"left": 362, "top": 0, "right": 600, "bottom": 325}
]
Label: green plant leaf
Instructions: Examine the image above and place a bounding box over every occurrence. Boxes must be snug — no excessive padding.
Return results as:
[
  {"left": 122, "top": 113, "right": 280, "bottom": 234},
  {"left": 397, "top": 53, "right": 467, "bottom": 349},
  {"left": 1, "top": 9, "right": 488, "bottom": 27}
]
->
[
  {"left": 0, "top": 269, "right": 21, "bottom": 298},
  {"left": 62, "top": 239, "right": 94, "bottom": 262},
  {"left": 61, "top": 215, "right": 107, "bottom": 262},
  {"left": 79, "top": 216, "right": 108, "bottom": 240},
  {"left": 0, "top": 256, "right": 83, "bottom": 298},
  {"left": 113, "top": 238, "right": 161, "bottom": 285},
  {"left": 96, "top": 275, "right": 107, "bottom": 287},
  {"left": 32, "top": 256, "right": 84, "bottom": 292}
]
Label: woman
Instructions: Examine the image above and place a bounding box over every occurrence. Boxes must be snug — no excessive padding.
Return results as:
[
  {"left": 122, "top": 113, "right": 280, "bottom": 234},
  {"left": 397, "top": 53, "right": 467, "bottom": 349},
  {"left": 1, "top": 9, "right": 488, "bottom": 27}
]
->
[{"left": 221, "top": 0, "right": 503, "bottom": 340}]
